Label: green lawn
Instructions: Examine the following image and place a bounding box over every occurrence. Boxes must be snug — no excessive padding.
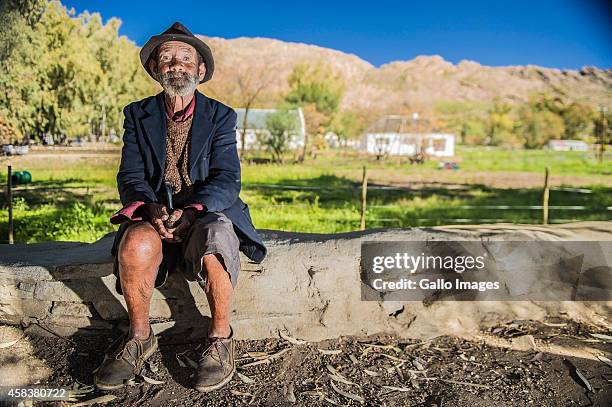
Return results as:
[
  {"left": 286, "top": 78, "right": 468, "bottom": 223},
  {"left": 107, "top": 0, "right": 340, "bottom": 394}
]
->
[
  {"left": 0, "top": 147, "right": 610, "bottom": 243},
  {"left": 457, "top": 147, "right": 611, "bottom": 175}
]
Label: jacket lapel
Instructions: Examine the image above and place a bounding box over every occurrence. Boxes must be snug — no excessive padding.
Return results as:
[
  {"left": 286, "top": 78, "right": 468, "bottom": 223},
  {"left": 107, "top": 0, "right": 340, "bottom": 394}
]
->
[
  {"left": 189, "top": 89, "right": 214, "bottom": 177},
  {"left": 141, "top": 92, "right": 167, "bottom": 174}
]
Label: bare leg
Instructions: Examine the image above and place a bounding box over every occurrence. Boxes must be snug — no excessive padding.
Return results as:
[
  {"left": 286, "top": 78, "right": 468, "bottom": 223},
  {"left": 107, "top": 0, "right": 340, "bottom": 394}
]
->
[
  {"left": 201, "top": 253, "right": 233, "bottom": 338},
  {"left": 117, "top": 222, "right": 162, "bottom": 340}
]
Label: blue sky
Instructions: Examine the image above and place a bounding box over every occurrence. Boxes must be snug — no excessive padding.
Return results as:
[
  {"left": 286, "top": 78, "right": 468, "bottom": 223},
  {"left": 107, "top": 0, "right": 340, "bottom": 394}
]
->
[{"left": 61, "top": 0, "right": 611, "bottom": 69}]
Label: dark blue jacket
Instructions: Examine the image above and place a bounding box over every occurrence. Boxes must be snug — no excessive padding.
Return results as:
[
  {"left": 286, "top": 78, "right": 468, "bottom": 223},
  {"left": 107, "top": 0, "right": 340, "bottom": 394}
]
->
[{"left": 110, "top": 89, "right": 267, "bottom": 263}]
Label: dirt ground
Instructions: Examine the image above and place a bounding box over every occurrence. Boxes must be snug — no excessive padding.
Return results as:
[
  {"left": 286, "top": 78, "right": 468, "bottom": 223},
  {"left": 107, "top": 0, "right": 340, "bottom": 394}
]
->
[{"left": 0, "top": 318, "right": 610, "bottom": 407}]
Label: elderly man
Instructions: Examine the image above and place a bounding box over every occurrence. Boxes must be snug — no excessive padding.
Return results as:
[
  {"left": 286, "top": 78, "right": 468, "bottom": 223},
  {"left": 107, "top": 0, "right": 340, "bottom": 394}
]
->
[{"left": 93, "top": 22, "right": 267, "bottom": 392}]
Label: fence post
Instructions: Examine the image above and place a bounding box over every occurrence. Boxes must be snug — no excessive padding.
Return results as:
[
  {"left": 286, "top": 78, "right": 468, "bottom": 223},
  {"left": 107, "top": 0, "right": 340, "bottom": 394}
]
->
[
  {"left": 7, "top": 165, "right": 13, "bottom": 244},
  {"left": 360, "top": 165, "right": 368, "bottom": 230},
  {"left": 542, "top": 166, "right": 550, "bottom": 225},
  {"left": 597, "top": 106, "right": 607, "bottom": 164}
]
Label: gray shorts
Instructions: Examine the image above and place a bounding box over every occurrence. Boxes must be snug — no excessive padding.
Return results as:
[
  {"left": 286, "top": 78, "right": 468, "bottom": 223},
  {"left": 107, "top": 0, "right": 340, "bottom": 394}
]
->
[
  {"left": 112, "top": 211, "right": 241, "bottom": 294},
  {"left": 182, "top": 211, "right": 241, "bottom": 289}
]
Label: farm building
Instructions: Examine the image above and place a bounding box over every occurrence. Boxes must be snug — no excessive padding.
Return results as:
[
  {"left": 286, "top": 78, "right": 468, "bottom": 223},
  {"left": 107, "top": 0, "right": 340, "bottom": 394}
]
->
[
  {"left": 547, "top": 139, "right": 589, "bottom": 151},
  {"left": 361, "top": 115, "right": 455, "bottom": 157},
  {"left": 234, "top": 107, "right": 306, "bottom": 150},
  {"left": 361, "top": 133, "right": 455, "bottom": 157}
]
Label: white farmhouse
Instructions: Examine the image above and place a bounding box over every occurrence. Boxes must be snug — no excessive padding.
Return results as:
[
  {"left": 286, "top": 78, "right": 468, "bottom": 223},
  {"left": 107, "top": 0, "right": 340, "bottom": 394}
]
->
[
  {"left": 234, "top": 107, "right": 306, "bottom": 150},
  {"left": 361, "top": 133, "right": 455, "bottom": 157},
  {"left": 547, "top": 139, "right": 589, "bottom": 151},
  {"left": 361, "top": 115, "right": 455, "bottom": 158}
]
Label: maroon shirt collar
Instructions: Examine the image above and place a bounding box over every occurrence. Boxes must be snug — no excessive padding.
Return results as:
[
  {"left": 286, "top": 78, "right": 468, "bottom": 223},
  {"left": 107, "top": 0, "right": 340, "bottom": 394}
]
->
[{"left": 164, "top": 94, "right": 196, "bottom": 122}]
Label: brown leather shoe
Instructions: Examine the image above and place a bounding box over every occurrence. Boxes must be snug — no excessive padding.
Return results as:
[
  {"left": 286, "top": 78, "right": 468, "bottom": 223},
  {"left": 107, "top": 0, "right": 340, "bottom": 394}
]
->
[
  {"left": 94, "top": 328, "right": 158, "bottom": 391},
  {"left": 194, "top": 326, "right": 236, "bottom": 392}
]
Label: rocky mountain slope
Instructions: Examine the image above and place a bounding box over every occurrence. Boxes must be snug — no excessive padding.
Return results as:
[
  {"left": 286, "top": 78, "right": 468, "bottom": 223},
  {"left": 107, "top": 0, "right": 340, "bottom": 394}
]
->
[{"left": 199, "top": 35, "right": 611, "bottom": 112}]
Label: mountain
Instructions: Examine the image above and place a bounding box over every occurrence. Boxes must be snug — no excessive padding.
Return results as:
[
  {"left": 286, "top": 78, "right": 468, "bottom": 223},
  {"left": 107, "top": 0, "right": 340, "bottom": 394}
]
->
[{"left": 198, "top": 35, "right": 612, "bottom": 113}]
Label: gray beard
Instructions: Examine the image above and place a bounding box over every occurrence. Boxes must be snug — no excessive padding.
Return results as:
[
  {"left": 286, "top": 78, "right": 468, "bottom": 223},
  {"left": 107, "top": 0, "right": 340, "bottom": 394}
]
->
[{"left": 159, "top": 71, "right": 199, "bottom": 97}]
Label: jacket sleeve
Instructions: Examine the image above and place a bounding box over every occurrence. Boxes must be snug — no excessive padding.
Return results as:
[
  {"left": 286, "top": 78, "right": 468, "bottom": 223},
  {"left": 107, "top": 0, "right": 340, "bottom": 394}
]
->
[
  {"left": 187, "top": 107, "right": 241, "bottom": 212},
  {"left": 110, "top": 200, "right": 146, "bottom": 224},
  {"left": 110, "top": 104, "right": 158, "bottom": 224}
]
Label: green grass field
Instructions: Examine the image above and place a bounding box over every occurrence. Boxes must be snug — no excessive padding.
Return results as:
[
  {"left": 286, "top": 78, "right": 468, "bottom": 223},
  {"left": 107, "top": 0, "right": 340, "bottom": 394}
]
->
[{"left": 0, "top": 147, "right": 610, "bottom": 243}]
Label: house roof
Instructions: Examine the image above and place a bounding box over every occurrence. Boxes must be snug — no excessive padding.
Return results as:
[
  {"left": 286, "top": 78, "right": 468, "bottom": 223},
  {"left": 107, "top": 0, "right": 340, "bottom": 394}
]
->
[
  {"left": 235, "top": 108, "right": 303, "bottom": 131},
  {"left": 365, "top": 115, "right": 431, "bottom": 133}
]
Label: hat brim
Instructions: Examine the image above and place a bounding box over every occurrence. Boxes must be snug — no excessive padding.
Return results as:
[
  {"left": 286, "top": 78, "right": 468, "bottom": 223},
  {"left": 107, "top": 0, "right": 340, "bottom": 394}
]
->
[{"left": 140, "top": 34, "right": 215, "bottom": 84}]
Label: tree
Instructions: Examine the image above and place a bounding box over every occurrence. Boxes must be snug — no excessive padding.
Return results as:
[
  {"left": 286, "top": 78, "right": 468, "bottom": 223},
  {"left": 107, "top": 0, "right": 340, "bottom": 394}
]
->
[
  {"left": 0, "top": 0, "right": 47, "bottom": 61},
  {"left": 513, "top": 92, "right": 596, "bottom": 149},
  {"left": 561, "top": 102, "right": 595, "bottom": 140},
  {"left": 485, "top": 99, "right": 514, "bottom": 146},
  {"left": 284, "top": 61, "right": 344, "bottom": 161},
  {"left": 330, "top": 109, "right": 366, "bottom": 148},
  {"left": 593, "top": 107, "right": 611, "bottom": 163},
  {"left": 528, "top": 91, "right": 565, "bottom": 115},
  {"left": 516, "top": 107, "right": 565, "bottom": 149},
  {"left": 263, "top": 109, "right": 299, "bottom": 163},
  {"left": 77, "top": 11, "right": 156, "bottom": 140},
  {"left": 0, "top": 0, "right": 47, "bottom": 139},
  {"left": 228, "top": 62, "right": 280, "bottom": 158},
  {"left": 0, "top": 114, "right": 23, "bottom": 144},
  {"left": 0, "top": 1, "right": 156, "bottom": 143},
  {"left": 301, "top": 103, "right": 327, "bottom": 150},
  {"left": 433, "top": 100, "right": 489, "bottom": 145},
  {"left": 461, "top": 119, "right": 487, "bottom": 145}
]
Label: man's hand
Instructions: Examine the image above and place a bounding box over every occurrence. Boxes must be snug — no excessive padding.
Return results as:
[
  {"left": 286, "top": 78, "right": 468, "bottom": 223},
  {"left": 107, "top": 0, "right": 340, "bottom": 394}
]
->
[
  {"left": 165, "top": 208, "right": 198, "bottom": 243},
  {"left": 142, "top": 203, "right": 174, "bottom": 241}
]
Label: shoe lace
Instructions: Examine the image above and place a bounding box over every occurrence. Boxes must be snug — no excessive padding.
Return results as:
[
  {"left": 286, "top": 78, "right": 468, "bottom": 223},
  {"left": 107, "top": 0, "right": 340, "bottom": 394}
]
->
[
  {"left": 116, "top": 336, "right": 145, "bottom": 367},
  {"left": 200, "top": 338, "right": 229, "bottom": 367}
]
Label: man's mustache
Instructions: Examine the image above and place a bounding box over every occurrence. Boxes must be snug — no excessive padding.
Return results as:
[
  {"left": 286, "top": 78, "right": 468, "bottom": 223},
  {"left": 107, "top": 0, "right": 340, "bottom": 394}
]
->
[
  {"left": 159, "top": 70, "right": 199, "bottom": 96},
  {"left": 162, "top": 71, "right": 191, "bottom": 80}
]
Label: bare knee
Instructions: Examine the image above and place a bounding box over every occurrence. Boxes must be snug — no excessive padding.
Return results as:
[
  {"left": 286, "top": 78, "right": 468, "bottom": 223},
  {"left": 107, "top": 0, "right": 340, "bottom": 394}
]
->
[
  {"left": 201, "top": 253, "right": 232, "bottom": 293},
  {"left": 118, "top": 222, "right": 161, "bottom": 269},
  {"left": 203, "top": 252, "right": 226, "bottom": 271}
]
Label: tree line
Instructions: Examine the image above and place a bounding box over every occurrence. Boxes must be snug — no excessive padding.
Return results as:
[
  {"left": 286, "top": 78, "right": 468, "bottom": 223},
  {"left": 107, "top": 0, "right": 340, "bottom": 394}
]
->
[
  {"left": 0, "top": 0, "right": 608, "bottom": 154},
  {"left": 446, "top": 93, "right": 611, "bottom": 149},
  {"left": 0, "top": 0, "right": 156, "bottom": 144}
]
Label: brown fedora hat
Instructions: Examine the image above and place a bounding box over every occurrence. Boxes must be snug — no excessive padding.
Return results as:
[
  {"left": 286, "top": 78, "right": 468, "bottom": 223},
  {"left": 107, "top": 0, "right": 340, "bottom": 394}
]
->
[{"left": 140, "top": 21, "right": 214, "bottom": 84}]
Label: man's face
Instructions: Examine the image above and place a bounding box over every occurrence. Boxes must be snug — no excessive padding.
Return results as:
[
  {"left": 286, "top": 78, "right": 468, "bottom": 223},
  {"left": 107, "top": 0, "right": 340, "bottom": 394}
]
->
[{"left": 150, "top": 41, "right": 206, "bottom": 97}]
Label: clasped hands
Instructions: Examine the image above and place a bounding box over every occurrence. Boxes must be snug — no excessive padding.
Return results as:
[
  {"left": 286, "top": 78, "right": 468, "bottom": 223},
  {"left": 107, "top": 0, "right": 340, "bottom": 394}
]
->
[{"left": 142, "top": 203, "right": 197, "bottom": 243}]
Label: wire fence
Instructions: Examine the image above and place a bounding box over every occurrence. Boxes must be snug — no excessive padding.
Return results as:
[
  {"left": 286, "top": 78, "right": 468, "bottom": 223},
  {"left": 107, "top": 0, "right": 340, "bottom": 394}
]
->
[
  {"left": 242, "top": 183, "right": 596, "bottom": 194},
  {"left": 4, "top": 168, "right": 610, "bottom": 242},
  {"left": 8, "top": 181, "right": 609, "bottom": 214}
]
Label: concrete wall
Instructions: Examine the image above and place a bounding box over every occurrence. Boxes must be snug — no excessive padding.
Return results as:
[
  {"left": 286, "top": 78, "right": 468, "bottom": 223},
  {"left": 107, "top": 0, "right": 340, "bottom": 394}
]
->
[{"left": 0, "top": 222, "right": 610, "bottom": 340}]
